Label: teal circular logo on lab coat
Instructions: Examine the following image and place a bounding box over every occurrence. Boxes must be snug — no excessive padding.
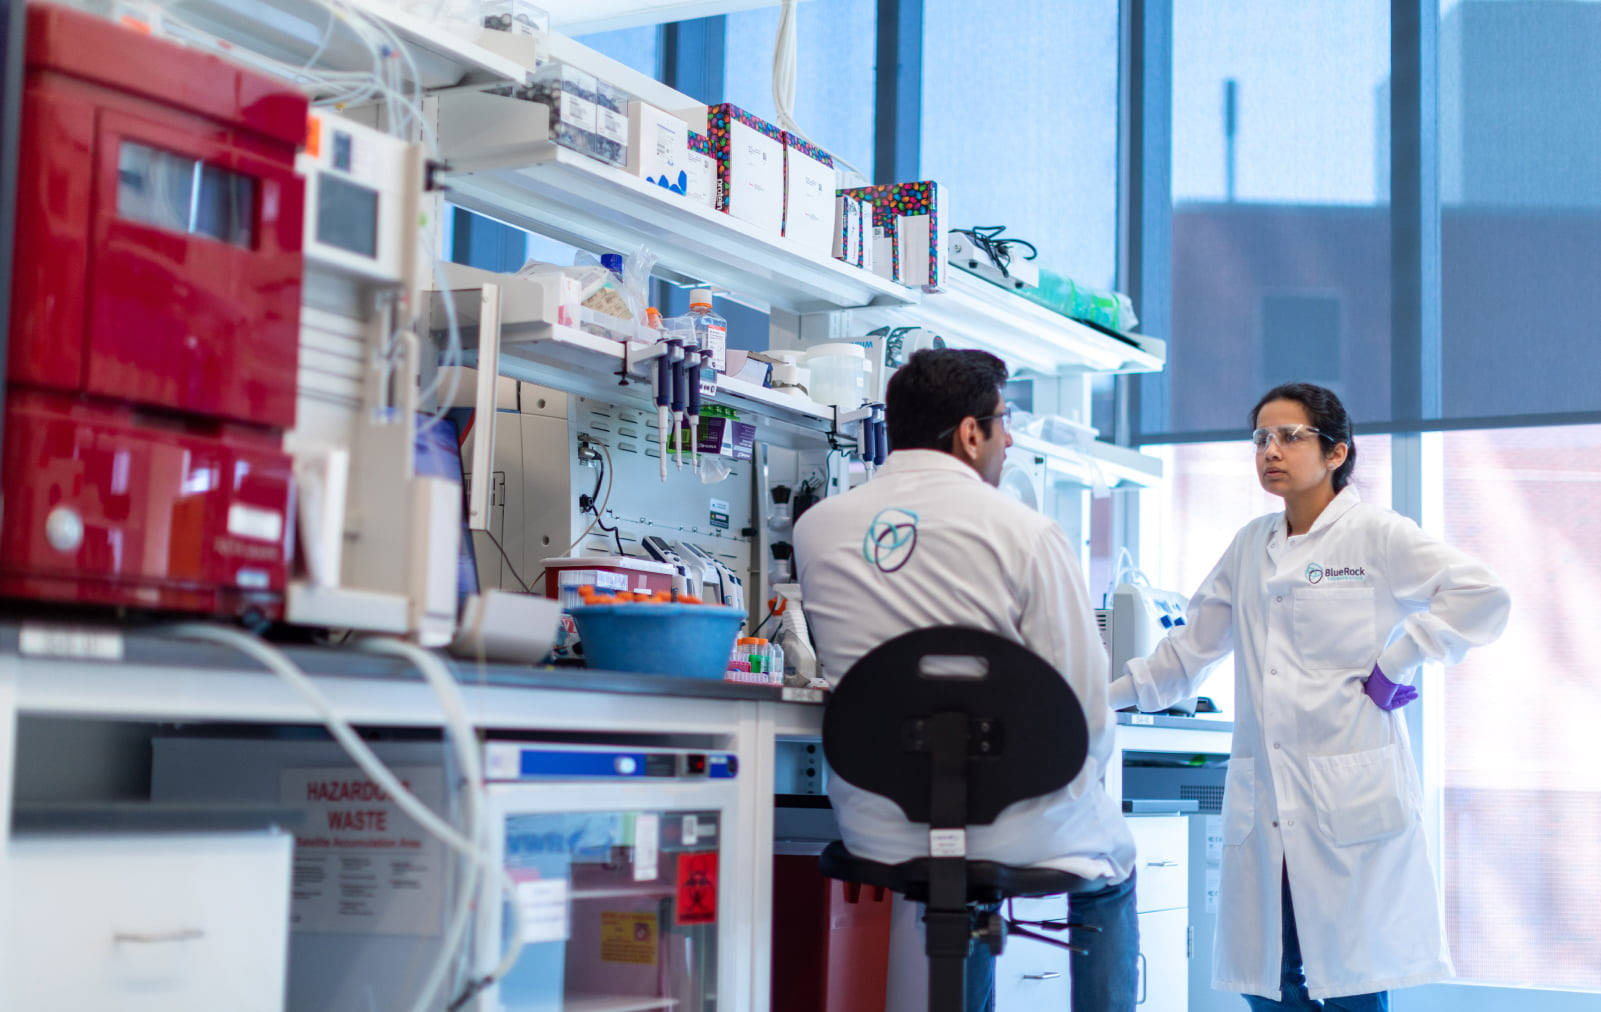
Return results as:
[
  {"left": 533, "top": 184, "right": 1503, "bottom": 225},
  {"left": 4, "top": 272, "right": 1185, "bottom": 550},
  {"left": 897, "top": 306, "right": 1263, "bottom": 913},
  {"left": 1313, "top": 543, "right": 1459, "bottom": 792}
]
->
[
  {"left": 1306, "top": 563, "right": 1324, "bottom": 584},
  {"left": 864, "top": 508, "right": 920, "bottom": 573}
]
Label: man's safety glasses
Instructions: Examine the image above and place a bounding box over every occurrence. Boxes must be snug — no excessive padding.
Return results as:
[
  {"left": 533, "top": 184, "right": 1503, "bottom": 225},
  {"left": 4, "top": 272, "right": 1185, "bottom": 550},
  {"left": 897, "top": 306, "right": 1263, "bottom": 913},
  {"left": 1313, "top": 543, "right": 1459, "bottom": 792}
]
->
[
  {"left": 1250, "top": 424, "right": 1327, "bottom": 451},
  {"left": 939, "top": 408, "right": 1013, "bottom": 441}
]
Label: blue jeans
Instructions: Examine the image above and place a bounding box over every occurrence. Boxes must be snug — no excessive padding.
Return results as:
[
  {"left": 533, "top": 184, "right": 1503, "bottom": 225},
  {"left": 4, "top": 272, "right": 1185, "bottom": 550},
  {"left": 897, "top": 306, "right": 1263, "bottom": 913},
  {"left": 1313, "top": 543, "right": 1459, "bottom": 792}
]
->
[
  {"left": 964, "top": 871, "right": 1140, "bottom": 1012},
  {"left": 1244, "top": 866, "right": 1387, "bottom": 1011}
]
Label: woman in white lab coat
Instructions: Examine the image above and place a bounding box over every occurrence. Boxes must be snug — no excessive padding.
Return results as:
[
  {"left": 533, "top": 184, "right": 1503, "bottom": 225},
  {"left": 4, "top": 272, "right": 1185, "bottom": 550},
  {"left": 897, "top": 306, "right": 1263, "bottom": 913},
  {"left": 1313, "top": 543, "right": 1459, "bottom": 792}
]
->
[{"left": 1107, "top": 383, "right": 1509, "bottom": 1010}]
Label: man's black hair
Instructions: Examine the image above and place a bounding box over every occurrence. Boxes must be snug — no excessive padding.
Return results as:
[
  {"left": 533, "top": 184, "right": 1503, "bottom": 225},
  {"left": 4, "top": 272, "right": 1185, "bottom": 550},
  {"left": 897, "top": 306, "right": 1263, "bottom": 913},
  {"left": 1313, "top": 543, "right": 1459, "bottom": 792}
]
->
[
  {"left": 1251, "top": 382, "right": 1358, "bottom": 492},
  {"left": 886, "top": 348, "right": 1009, "bottom": 452}
]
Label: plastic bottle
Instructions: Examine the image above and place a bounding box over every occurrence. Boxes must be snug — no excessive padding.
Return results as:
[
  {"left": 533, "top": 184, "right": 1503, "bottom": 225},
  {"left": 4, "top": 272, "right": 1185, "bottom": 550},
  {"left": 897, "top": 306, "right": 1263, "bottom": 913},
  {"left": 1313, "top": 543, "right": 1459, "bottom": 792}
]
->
[
  {"left": 766, "top": 640, "right": 785, "bottom": 684},
  {"left": 686, "top": 288, "right": 727, "bottom": 377},
  {"left": 746, "top": 637, "right": 770, "bottom": 675}
]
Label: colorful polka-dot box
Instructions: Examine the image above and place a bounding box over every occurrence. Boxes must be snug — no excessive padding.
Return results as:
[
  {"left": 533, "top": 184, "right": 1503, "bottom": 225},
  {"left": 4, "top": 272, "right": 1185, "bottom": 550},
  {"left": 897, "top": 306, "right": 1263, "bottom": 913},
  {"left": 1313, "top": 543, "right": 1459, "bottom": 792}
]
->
[
  {"left": 781, "top": 132, "right": 836, "bottom": 255},
  {"left": 697, "top": 103, "right": 785, "bottom": 233},
  {"left": 841, "top": 181, "right": 947, "bottom": 291}
]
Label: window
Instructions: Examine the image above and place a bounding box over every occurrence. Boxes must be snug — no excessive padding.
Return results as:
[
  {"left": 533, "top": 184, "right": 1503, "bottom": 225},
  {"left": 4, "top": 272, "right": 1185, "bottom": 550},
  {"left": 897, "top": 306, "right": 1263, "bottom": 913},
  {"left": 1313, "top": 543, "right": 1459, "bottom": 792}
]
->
[
  {"left": 921, "top": 0, "right": 1120, "bottom": 290},
  {"left": 1142, "top": 2, "right": 1392, "bottom": 440},
  {"left": 575, "top": 25, "right": 660, "bottom": 79},
  {"left": 1429, "top": 425, "right": 1601, "bottom": 990},
  {"left": 1260, "top": 293, "right": 1342, "bottom": 387},
  {"left": 1437, "top": 0, "right": 1601, "bottom": 423},
  {"left": 723, "top": 1, "right": 877, "bottom": 177}
]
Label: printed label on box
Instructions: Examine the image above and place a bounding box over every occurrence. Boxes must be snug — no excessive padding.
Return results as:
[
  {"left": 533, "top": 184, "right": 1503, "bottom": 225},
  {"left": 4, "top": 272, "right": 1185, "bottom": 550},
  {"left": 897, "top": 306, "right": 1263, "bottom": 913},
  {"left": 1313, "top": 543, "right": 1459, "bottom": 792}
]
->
[{"left": 596, "top": 107, "right": 628, "bottom": 145}]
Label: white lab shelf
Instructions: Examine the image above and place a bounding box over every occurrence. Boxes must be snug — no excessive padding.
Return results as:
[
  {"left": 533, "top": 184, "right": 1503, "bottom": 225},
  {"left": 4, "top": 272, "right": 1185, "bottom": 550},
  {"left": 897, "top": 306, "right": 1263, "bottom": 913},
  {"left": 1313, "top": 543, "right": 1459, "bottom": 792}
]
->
[
  {"left": 431, "top": 269, "right": 842, "bottom": 445},
  {"left": 168, "top": 0, "right": 530, "bottom": 88},
  {"left": 1010, "top": 432, "right": 1164, "bottom": 490},
  {"left": 861, "top": 270, "right": 1166, "bottom": 377},
  {"left": 471, "top": 325, "right": 837, "bottom": 448},
  {"left": 442, "top": 144, "right": 918, "bottom": 314}
]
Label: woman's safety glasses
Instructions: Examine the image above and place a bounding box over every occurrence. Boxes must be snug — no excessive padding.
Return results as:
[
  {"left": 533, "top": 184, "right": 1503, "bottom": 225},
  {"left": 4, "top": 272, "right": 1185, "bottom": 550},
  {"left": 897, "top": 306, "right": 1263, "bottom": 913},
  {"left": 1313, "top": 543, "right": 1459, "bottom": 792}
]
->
[{"left": 1251, "top": 424, "right": 1326, "bottom": 451}]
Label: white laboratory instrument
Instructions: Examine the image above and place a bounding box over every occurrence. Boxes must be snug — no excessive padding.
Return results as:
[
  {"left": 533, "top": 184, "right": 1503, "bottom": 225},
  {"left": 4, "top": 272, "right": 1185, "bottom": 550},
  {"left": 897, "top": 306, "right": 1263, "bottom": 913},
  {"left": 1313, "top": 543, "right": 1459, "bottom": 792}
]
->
[
  {"left": 1096, "top": 581, "right": 1200, "bottom": 714},
  {"left": 284, "top": 113, "right": 461, "bottom": 644}
]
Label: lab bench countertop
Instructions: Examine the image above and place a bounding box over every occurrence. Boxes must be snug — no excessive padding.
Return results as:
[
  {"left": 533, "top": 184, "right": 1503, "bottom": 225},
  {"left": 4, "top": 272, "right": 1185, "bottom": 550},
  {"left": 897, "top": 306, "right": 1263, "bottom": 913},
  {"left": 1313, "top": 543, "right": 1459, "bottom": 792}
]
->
[
  {"left": 0, "top": 620, "right": 819, "bottom": 709},
  {"left": 1117, "top": 711, "right": 1234, "bottom": 733}
]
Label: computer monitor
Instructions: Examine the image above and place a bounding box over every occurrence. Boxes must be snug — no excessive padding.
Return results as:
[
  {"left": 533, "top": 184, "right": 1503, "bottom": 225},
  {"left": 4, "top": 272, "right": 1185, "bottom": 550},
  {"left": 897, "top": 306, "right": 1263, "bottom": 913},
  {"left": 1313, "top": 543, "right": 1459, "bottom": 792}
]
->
[{"left": 414, "top": 413, "right": 479, "bottom": 612}]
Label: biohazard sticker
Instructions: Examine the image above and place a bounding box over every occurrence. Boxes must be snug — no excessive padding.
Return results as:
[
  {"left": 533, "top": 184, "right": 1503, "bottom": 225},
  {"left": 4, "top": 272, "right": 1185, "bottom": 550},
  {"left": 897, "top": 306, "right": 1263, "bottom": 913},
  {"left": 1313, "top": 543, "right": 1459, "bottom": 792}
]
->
[
  {"left": 600, "top": 911, "right": 658, "bottom": 965},
  {"left": 675, "top": 852, "right": 718, "bottom": 925}
]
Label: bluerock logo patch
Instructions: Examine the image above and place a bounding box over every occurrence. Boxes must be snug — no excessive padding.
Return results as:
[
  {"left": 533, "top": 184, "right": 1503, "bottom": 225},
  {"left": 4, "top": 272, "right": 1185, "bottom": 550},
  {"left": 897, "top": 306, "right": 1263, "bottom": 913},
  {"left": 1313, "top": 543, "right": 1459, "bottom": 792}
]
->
[
  {"left": 1307, "top": 563, "right": 1366, "bottom": 584},
  {"left": 863, "top": 507, "right": 919, "bottom": 573}
]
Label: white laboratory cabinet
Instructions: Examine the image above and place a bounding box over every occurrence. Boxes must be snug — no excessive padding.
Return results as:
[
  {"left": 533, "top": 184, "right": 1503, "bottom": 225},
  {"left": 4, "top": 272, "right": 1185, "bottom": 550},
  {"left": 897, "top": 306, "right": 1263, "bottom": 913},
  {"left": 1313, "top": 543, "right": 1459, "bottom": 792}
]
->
[
  {"left": 1, "top": 830, "right": 293, "bottom": 1011},
  {"left": 1130, "top": 814, "right": 1190, "bottom": 1011},
  {"left": 991, "top": 814, "right": 1190, "bottom": 1011},
  {"left": 992, "top": 893, "right": 1071, "bottom": 1009}
]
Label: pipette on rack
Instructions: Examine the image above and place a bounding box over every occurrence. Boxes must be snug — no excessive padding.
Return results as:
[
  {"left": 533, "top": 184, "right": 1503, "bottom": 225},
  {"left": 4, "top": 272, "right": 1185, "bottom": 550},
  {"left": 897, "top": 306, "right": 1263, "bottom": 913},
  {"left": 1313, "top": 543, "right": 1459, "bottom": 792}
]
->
[
  {"left": 649, "top": 308, "right": 670, "bottom": 481},
  {"left": 686, "top": 347, "right": 711, "bottom": 469},
  {"left": 670, "top": 330, "right": 688, "bottom": 470},
  {"left": 872, "top": 404, "right": 888, "bottom": 468}
]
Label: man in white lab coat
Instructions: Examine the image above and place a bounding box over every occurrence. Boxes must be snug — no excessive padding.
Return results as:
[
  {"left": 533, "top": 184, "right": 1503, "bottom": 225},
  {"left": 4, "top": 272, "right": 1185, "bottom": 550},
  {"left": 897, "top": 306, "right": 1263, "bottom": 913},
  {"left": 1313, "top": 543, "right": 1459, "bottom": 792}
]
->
[{"left": 793, "top": 348, "right": 1137, "bottom": 1012}]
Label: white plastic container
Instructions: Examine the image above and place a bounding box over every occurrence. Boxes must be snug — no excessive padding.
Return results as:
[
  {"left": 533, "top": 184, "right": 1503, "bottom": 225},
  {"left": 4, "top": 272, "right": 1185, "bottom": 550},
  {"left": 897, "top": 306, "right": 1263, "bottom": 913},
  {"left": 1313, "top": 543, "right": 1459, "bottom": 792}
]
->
[
  {"left": 804, "top": 342, "right": 870, "bottom": 407},
  {"left": 766, "top": 350, "right": 810, "bottom": 392}
]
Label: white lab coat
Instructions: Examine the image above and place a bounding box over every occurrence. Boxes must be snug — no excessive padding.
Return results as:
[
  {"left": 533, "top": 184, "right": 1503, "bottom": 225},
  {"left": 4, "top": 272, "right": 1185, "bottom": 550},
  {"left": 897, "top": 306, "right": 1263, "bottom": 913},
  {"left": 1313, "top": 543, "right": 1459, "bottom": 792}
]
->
[
  {"left": 793, "top": 450, "right": 1135, "bottom": 883},
  {"left": 1111, "top": 487, "right": 1510, "bottom": 999}
]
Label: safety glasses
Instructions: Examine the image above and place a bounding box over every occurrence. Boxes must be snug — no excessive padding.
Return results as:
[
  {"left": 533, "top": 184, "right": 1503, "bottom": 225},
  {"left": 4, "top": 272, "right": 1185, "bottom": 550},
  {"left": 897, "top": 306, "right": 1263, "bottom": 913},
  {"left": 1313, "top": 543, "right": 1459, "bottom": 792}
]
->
[
  {"left": 938, "top": 407, "right": 1013, "bottom": 442},
  {"left": 1251, "top": 424, "right": 1327, "bottom": 451}
]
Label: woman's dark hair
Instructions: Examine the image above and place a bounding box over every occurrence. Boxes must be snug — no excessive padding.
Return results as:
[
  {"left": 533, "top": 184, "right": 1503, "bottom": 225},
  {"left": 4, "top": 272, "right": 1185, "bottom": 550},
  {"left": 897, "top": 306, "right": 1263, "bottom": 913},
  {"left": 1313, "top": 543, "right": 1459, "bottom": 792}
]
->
[
  {"left": 885, "top": 349, "right": 1009, "bottom": 452},
  {"left": 1250, "top": 382, "right": 1357, "bottom": 492}
]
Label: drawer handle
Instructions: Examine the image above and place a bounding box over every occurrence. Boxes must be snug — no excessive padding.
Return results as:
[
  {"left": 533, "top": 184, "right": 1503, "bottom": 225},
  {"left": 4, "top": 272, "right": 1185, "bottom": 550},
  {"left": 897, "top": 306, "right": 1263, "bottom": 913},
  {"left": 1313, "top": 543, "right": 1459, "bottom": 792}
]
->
[
  {"left": 113, "top": 929, "right": 205, "bottom": 944},
  {"left": 1022, "top": 972, "right": 1062, "bottom": 981},
  {"left": 1145, "top": 860, "right": 1179, "bottom": 868}
]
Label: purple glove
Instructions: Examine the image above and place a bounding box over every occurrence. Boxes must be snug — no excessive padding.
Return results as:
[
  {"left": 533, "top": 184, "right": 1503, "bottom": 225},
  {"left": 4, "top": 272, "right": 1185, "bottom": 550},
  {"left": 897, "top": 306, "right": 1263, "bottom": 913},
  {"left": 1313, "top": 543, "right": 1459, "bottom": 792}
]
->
[{"left": 1364, "top": 665, "right": 1419, "bottom": 710}]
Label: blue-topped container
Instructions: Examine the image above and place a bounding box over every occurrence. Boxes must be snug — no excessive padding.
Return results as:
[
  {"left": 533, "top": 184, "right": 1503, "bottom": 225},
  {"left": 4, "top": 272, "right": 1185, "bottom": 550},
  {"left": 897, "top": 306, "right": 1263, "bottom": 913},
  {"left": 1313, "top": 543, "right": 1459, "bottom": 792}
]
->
[{"left": 568, "top": 603, "right": 745, "bottom": 680}]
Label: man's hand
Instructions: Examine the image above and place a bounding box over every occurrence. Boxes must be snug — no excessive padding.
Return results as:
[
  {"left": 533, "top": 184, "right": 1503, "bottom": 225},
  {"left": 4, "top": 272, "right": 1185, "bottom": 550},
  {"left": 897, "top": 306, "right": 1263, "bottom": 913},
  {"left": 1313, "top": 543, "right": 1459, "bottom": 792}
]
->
[{"left": 1363, "top": 664, "right": 1418, "bottom": 711}]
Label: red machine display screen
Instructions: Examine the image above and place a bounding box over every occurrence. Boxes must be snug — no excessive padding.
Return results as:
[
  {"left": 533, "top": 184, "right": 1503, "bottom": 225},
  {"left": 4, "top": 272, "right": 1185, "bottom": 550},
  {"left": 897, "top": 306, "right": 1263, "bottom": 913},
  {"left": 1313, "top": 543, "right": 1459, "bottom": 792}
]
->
[{"left": 116, "top": 141, "right": 258, "bottom": 250}]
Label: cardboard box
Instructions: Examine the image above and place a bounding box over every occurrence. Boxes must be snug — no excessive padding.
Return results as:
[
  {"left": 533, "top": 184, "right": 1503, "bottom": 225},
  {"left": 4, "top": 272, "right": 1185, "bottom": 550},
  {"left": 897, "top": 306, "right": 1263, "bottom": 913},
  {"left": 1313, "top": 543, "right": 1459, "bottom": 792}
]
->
[
  {"left": 869, "top": 219, "right": 901, "bottom": 285},
  {"left": 514, "top": 62, "right": 625, "bottom": 167},
  {"left": 680, "top": 104, "right": 785, "bottom": 233},
  {"left": 842, "top": 182, "right": 947, "bottom": 291},
  {"left": 686, "top": 131, "right": 715, "bottom": 209},
  {"left": 627, "top": 101, "right": 693, "bottom": 196},
  {"left": 857, "top": 199, "right": 873, "bottom": 271},
  {"left": 832, "top": 194, "right": 859, "bottom": 265},
  {"left": 782, "top": 133, "right": 836, "bottom": 255}
]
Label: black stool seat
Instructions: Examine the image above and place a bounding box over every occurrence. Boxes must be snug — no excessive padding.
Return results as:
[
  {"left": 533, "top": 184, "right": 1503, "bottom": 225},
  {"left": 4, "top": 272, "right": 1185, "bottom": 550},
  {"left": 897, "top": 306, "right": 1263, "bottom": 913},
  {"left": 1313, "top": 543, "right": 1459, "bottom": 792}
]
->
[
  {"left": 818, "top": 627, "right": 1100, "bottom": 1011},
  {"left": 820, "top": 840, "right": 1093, "bottom": 905}
]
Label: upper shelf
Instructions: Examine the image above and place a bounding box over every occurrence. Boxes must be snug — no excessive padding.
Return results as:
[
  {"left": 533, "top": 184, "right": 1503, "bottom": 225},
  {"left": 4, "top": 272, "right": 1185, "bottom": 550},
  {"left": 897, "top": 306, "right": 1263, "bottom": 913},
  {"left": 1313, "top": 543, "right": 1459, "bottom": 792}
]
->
[
  {"left": 442, "top": 145, "right": 917, "bottom": 315},
  {"left": 858, "top": 270, "right": 1167, "bottom": 377},
  {"left": 430, "top": 265, "right": 840, "bottom": 446},
  {"left": 167, "top": 0, "right": 529, "bottom": 88},
  {"left": 1011, "top": 432, "right": 1163, "bottom": 490}
]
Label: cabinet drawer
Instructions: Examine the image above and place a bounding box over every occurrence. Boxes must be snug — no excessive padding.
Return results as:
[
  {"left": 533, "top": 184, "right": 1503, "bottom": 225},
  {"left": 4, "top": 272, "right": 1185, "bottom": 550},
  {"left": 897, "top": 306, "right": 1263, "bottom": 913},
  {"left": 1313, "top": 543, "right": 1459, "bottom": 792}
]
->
[
  {"left": 994, "top": 899, "right": 1070, "bottom": 1011},
  {"left": 1137, "top": 906, "right": 1189, "bottom": 1010},
  {"left": 1127, "top": 814, "right": 1188, "bottom": 913},
  {"left": 3, "top": 831, "right": 293, "bottom": 1011}
]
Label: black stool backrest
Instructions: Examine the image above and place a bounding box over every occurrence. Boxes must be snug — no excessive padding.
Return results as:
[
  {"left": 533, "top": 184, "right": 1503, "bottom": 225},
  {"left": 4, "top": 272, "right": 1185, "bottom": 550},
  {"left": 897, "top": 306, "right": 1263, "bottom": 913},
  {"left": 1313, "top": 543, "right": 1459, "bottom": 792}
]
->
[{"left": 822, "top": 626, "right": 1089, "bottom": 826}]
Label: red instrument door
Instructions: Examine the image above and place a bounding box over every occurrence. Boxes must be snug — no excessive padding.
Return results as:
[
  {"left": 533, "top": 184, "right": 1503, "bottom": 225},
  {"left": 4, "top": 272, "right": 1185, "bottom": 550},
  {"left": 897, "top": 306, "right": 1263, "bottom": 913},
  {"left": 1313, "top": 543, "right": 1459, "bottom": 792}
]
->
[{"left": 86, "top": 107, "right": 304, "bottom": 430}]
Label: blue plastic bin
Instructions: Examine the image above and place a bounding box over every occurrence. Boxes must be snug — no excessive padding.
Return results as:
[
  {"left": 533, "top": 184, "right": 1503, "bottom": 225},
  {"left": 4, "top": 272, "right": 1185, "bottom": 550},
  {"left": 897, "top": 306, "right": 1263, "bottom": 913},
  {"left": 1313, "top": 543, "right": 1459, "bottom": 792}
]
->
[{"left": 568, "top": 603, "right": 745, "bottom": 680}]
